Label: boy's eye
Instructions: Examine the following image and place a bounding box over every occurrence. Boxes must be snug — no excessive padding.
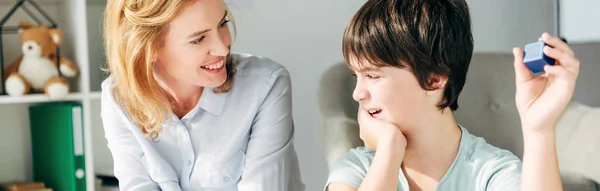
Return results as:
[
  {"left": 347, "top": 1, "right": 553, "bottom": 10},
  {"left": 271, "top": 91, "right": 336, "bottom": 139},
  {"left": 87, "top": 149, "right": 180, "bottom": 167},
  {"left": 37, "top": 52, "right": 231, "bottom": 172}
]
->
[
  {"left": 366, "top": 74, "right": 379, "bottom": 79},
  {"left": 351, "top": 73, "right": 379, "bottom": 79}
]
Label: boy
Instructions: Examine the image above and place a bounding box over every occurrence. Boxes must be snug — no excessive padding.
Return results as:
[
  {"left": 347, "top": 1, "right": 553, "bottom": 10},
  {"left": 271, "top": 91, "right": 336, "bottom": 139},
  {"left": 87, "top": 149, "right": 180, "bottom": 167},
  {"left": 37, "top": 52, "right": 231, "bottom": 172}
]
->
[{"left": 326, "top": 0, "right": 580, "bottom": 190}]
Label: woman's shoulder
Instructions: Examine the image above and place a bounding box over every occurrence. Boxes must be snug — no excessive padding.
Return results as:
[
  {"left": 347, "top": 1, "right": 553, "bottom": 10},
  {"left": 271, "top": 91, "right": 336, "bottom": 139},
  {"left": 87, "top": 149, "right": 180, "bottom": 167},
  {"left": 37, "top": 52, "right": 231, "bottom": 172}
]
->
[
  {"left": 228, "top": 53, "right": 292, "bottom": 97},
  {"left": 101, "top": 75, "right": 115, "bottom": 92},
  {"left": 230, "top": 53, "right": 289, "bottom": 78},
  {"left": 100, "top": 76, "right": 125, "bottom": 112},
  {"left": 100, "top": 76, "right": 120, "bottom": 103}
]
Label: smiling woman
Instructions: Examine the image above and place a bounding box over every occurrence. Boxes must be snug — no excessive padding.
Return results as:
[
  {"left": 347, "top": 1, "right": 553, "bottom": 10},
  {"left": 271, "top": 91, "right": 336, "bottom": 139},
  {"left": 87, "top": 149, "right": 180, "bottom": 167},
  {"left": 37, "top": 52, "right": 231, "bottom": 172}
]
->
[{"left": 101, "top": 0, "right": 305, "bottom": 190}]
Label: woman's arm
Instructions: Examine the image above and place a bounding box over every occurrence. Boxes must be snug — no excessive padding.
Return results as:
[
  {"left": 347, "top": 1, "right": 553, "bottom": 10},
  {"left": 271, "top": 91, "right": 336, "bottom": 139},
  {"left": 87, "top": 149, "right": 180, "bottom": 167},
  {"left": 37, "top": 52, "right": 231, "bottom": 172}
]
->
[
  {"left": 100, "top": 79, "right": 161, "bottom": 191},
  {"left": 237, "top": 67, "right": 303, "bottom": 191}
]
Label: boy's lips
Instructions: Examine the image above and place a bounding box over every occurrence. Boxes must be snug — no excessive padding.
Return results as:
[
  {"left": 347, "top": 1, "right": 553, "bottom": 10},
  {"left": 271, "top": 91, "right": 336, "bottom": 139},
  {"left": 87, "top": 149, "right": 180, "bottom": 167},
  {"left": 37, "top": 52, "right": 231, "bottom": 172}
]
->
[{"left": 365, "top": 108, "right": 382, "bottom": 117}]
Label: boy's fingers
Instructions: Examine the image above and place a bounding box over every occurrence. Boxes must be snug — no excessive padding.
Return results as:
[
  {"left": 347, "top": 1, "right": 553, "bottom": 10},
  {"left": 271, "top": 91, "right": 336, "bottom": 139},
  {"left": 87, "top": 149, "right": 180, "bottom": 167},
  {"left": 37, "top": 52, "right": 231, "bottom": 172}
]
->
[
  {"left": 513, "top": 47, "right": 534, "bottom": 84},
  {"left": 542, "top": 32, "right": 574, "bottom": 57}
]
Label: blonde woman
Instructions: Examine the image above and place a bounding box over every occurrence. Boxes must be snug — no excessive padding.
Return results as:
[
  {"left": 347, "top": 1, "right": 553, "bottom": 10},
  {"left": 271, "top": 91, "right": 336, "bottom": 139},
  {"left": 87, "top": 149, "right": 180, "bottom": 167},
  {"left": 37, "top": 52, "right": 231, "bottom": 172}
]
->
[{"left": 101, "top": 0, "right": 304, "bottom": 190}]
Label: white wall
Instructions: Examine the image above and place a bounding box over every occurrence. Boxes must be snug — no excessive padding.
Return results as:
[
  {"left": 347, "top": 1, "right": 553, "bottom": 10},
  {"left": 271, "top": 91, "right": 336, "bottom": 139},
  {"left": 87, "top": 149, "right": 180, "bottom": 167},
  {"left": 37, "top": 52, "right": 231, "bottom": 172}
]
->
[
  {"left": 86, "top": 0, "right": 107, "bottom": 92},
  {"left": 467, "top": 0, "right": 555, "bottom": 53},
  {"left": 559, "top": 0, "right": 600, "bottom": 43}
]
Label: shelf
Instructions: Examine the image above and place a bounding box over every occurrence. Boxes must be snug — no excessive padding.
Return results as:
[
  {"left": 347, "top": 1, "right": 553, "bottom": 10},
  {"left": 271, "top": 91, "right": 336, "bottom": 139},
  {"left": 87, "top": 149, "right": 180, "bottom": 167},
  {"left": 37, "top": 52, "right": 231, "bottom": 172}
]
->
[
  {"left": 0, "top": 92, "right": 87, "bottom": 104},
  {"left": 0, "top": 91, "right": 102, "bottom": 104},
  {"left": 89, "top": 91, "right": 101, "bottom": 100},
  {"left": 0, "top": 91, "right": 103, "bottom": 104}
]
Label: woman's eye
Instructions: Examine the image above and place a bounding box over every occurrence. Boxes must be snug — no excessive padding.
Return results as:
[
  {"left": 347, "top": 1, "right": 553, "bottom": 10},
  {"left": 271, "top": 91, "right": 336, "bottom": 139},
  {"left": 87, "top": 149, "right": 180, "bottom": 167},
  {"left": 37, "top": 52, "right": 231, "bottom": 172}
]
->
[
  {"left": 191, "top": 36, "right": 206, "bottom": 45},
  {"left": 220, "top": 20, "right": 230, "bottom": 27}
]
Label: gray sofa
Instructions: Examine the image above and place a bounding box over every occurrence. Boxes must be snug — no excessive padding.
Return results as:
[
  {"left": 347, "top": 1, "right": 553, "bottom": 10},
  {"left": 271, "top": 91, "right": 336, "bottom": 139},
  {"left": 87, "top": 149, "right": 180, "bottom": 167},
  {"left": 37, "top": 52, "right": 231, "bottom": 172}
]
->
[{"left": 317, "top": 53, "right": 600, "bottom": 190}]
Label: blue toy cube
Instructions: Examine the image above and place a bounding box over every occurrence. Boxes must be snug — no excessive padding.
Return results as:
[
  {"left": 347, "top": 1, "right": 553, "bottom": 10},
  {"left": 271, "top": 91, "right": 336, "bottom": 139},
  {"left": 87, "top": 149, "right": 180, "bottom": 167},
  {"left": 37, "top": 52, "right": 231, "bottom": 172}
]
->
[{"left": 523, "top": 41, "right": 555, "bottom": 73}]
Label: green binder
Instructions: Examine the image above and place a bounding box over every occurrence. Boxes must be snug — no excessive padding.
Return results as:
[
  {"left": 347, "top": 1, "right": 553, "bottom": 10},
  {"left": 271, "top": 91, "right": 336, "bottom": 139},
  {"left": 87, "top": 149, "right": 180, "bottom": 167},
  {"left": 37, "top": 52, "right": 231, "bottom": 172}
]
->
[{"left": 29, "top": 102, "right": 86, "bottom": 191}]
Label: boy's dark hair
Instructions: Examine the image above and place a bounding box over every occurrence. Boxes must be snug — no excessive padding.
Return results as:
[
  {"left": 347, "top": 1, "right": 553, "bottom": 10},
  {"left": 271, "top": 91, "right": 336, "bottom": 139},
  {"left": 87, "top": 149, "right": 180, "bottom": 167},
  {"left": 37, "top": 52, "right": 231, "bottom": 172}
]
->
[{"left": 343, "top": 0, "right": 473, "bottom": 111}]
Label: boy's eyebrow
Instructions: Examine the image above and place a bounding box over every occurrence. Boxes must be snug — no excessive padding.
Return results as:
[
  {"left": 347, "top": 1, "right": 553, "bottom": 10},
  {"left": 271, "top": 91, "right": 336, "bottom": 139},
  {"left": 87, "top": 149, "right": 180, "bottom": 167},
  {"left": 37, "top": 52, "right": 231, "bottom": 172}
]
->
[{"left": 352, "top": 65, "right": 380, "bottom": 73}]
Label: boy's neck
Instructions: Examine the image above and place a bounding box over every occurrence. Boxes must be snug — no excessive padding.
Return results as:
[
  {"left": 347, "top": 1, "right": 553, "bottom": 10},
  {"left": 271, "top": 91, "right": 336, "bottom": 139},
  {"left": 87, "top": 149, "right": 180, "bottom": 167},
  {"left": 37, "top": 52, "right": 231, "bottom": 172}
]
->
[{"left": 401, "top": 107, "right": 462, "bottom": 184}]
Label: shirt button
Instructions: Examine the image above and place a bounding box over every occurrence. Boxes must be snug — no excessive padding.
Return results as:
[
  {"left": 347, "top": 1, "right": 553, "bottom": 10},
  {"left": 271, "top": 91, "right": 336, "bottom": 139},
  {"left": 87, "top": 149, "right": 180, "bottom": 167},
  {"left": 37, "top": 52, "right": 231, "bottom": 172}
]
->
[
  {"left": 223, "top": 177, "right": 230, "bottom": 183},
  {"left": 188, "top": 160, "right": 192, "bottom": 165}
]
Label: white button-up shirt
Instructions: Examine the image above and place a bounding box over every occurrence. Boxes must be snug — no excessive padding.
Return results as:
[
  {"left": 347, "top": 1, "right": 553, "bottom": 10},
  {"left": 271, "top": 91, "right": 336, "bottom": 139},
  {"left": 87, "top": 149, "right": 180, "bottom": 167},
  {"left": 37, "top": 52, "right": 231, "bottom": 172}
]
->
[{"left": 101, "top": 53, "right": 305, "bottom": 191}]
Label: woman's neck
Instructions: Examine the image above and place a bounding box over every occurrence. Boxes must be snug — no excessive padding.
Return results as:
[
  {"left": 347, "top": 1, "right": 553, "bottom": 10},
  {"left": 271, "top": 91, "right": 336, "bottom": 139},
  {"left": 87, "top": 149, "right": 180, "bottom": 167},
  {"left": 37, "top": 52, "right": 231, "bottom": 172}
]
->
[{"left": 154, "top": 70, "right": 203, "bottom": 119}]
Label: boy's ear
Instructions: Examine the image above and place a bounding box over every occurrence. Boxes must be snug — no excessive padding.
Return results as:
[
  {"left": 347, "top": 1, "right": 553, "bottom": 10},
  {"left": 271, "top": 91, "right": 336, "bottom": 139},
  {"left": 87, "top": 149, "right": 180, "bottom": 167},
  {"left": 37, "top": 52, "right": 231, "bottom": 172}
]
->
[{"left": 426, "top": 74, "right": 448, "bottom": 96}]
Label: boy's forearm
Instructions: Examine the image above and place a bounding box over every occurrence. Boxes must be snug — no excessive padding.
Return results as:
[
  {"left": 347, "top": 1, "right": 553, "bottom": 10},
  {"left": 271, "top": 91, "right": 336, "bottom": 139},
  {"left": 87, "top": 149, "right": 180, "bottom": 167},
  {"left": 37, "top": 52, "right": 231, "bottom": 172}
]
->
[
  {"left": 521, "top": 127, "right": 563, "bottom": 191},
  {"left": 358, "top": 140, "right": 403, "bottom": 191}
]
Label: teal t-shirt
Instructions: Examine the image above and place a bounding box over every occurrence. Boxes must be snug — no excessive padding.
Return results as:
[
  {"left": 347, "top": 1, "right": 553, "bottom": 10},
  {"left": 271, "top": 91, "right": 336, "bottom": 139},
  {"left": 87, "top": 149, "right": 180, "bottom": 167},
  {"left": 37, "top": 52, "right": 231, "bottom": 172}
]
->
[{"left": 325, "top": 126, "right": 522, "bottom": 191}]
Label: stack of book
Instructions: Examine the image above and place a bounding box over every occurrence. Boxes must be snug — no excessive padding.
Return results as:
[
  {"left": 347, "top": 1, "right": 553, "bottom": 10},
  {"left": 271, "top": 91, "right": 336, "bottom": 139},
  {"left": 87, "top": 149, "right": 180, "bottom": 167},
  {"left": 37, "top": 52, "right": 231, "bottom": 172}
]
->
[{"left": 0, "top": 182, "right": 52, "bottom": 191}]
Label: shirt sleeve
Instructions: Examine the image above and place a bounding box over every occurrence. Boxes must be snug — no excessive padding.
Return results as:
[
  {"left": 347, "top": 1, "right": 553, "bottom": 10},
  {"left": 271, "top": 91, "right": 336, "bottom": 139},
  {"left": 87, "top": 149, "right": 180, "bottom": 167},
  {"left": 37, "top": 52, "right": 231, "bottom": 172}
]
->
[
  {"left": 483, "top": 151, "right": 522, "bottom": 191},
  {"left": 324, "top": 148, "right": 371, "bottom": 191},
  {"left": 237, "top": 66, "right": 305, "bottom": 191},
  {"left": 100, "top": 78, "right": 163, "bottom": 191}
]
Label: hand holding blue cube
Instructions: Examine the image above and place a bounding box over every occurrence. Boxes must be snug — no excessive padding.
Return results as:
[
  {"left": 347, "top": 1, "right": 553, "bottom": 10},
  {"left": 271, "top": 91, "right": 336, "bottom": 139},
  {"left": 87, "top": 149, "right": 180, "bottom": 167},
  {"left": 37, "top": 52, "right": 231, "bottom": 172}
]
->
[{"left": 523, "top": 41, "right": 555, "bottom": 73}]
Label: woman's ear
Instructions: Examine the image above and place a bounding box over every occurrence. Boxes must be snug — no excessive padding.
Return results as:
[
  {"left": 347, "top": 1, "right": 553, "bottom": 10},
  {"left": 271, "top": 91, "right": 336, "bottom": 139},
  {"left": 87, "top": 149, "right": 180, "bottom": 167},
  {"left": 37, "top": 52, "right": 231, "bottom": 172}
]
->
[{"left": 152, "top": 54, "right": 158, "bottom": 63}]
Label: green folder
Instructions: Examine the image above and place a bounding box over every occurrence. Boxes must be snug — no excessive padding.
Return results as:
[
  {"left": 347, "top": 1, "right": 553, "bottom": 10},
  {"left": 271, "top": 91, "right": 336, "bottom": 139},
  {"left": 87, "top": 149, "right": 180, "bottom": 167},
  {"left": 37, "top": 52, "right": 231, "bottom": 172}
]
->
[{"left": 29, "top": 102, "right": 86, "bottom": 191}]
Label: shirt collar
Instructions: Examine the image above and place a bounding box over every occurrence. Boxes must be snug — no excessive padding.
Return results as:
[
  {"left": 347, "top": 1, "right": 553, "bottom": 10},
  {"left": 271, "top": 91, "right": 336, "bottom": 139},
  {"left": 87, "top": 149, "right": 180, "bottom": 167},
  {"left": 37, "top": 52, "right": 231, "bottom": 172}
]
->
[{"left": 198, "top": 87, "right": 228, "bottom": 116}]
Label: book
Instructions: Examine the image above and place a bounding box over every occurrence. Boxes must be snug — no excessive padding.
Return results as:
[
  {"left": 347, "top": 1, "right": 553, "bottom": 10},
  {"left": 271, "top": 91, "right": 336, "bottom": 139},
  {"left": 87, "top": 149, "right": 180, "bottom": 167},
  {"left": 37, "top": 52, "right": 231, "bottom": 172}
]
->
[
  {"left": 29, "top": 102, "right": 86, "bottom": 191},
  {"left": 0, "top": 182, "right": 44, "bottom": 191}
]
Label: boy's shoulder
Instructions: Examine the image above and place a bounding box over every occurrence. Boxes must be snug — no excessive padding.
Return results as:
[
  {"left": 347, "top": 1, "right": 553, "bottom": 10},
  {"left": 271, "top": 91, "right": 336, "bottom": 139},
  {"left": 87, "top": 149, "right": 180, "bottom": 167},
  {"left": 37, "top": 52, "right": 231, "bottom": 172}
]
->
[
  {"left": 459, "top": 126, "right": 521, "bottom": 164},
  {"left": 331, "top": 146, "right": 375, "bottom": 171},
  {"left": 455, "top": 126, "right": 522, "bottom": 186},
  {"left": 325, "top": 147, "right": 375, "bottom": 190},
  {"left": 447, "top": 126, "right": 522, "bottom": 190}
]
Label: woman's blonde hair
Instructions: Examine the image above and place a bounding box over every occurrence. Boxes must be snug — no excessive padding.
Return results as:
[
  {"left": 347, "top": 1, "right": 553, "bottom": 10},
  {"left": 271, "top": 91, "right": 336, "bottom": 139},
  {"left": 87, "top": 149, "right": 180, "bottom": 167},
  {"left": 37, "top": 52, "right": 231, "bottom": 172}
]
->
[{"left": 103, "top": 0, "right": 236, "bottom": 140}]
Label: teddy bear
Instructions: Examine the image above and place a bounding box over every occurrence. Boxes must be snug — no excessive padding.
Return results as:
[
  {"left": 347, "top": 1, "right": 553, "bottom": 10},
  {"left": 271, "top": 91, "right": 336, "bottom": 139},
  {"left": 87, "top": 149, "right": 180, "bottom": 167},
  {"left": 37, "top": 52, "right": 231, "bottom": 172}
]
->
[{"left": 3, "top": 21, "right": 78, "bottom": 100}]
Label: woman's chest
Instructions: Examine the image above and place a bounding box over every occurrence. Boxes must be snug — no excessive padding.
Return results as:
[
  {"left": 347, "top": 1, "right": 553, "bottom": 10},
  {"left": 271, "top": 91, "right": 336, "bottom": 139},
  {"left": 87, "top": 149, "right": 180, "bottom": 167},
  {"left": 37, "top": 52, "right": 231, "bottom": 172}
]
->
[{"left": 149, "top": 114, "right": 253, "bottom": 190}]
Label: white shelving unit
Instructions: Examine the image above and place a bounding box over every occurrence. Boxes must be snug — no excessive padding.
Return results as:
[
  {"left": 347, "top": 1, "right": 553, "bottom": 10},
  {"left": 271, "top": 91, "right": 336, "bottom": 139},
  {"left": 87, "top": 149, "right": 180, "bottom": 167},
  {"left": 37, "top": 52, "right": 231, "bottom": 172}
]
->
[{"left": 0, "top": 0, "right": 108, "bottom": 190}]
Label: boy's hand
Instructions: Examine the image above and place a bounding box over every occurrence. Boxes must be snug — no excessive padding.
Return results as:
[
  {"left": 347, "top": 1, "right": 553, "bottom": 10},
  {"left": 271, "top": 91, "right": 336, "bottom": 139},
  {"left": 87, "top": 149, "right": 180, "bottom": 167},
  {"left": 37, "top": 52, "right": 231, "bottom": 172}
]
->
[
  {"left": 512, "top": 33, "right": 580, "bottom": 133},
  {"left": 357, "top": 107, "right": 407, "bottom": 157}
]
